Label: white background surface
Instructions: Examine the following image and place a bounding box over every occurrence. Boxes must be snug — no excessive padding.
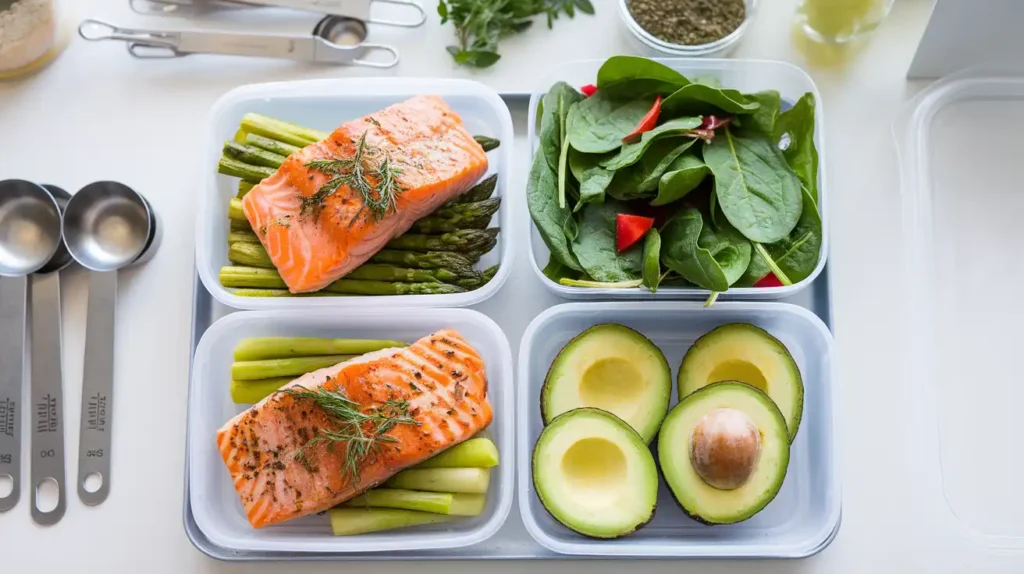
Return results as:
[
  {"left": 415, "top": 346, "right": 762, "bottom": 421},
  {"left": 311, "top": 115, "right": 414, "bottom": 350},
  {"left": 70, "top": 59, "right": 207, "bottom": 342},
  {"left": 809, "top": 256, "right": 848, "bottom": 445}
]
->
[{"left": 1, "top": 0, "right": 1018, "bottom": 571}]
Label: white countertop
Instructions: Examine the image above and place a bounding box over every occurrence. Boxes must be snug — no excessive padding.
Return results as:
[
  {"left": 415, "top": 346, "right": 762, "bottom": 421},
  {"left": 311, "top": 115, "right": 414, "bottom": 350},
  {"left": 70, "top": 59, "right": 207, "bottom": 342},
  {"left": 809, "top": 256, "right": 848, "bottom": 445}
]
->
[{"left": 1, "top": 0, "right": 1019, "bottom": 571}]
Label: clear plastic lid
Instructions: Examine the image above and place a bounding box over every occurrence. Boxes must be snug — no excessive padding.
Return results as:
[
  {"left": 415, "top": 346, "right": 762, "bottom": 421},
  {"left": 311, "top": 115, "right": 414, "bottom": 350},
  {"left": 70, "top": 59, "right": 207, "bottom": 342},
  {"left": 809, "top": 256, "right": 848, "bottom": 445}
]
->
[{"left": 896, "top": 66, "right": 1024, "bottom": 549}]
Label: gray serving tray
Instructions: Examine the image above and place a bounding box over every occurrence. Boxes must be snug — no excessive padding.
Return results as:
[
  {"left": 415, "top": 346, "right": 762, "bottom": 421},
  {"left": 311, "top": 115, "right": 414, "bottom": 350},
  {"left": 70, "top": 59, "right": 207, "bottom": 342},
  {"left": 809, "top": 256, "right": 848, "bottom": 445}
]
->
[{"left": 182, "top": 94, "right": 837, "bottom": 561}]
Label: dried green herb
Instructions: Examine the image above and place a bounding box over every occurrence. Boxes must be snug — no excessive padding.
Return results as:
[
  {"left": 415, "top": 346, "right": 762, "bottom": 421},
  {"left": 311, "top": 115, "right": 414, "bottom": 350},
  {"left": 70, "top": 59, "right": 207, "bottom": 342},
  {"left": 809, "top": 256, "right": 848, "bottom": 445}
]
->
[{"left": 628, "top": 0, "right": 745, "bottom": 46}]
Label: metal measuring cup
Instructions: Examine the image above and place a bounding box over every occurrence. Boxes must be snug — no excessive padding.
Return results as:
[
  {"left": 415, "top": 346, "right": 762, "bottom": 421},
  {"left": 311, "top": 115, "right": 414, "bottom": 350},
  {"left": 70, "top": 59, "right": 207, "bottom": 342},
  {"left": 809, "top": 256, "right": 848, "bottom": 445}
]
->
[
  {"left": 63, "top": 182, "right": 159, "bottom": 506},
  {"left": 0, "top": 181, "right": 62, "bottom": 516}
]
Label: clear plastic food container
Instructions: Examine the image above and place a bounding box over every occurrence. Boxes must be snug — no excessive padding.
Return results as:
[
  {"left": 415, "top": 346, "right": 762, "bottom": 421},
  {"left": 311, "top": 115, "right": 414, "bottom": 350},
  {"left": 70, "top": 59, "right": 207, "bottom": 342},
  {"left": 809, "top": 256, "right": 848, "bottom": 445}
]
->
[
  {"left": 527, "top": 58, "right": 829, "bottom": 301},
  {"left": 516, "top": 302, "right": 839, "bottom": 557},
  {"left": 895, "top": 65, "right": 1024, "bottom": 551},
  {"left": 187, "top": 308, "right": 514, "bottom": 553},
  {"left": 196, "top": 78, "right": 514, "bottom": 310}
]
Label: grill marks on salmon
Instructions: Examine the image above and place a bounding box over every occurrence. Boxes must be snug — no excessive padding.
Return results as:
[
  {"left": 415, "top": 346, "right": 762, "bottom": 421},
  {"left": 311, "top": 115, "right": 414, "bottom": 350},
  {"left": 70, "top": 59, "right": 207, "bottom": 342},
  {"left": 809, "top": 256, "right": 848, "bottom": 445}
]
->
[
  {"left": 216, "top": 329, "right": 492, "bottom": 529},
  {"left": 242, "top": 96, "right": 490, "bottom": 293}
]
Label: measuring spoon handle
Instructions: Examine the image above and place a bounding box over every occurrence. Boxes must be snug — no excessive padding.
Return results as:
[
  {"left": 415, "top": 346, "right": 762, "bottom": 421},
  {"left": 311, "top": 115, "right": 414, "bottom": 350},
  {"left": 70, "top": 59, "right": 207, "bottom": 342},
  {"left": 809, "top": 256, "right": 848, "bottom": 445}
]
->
[
  {"left": 0, "top": 276, "right": 27, "bottom": 512},
  {"left": 77, "top": 270, "right": 116, "bottom": 506},
  {"left": 29, "top": 272, "right": 66, "bottom": 525}
]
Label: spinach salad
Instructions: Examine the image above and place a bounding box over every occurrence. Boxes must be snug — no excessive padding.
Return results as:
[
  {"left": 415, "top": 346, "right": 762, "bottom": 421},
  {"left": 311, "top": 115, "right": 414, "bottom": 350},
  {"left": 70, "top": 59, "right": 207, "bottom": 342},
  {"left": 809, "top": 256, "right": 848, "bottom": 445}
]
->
[{"left": 527, "top": 56, "right": 821, "bottom": 304}]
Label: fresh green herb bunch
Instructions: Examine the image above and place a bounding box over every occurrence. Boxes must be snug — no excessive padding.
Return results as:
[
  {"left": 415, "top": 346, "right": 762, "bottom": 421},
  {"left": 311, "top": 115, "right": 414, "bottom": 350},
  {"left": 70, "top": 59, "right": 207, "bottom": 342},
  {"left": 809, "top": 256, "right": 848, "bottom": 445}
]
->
[
  {"left": 302, "top": 131, "right": 404, "bottom": 225},
  {"left": 438, "top": 0, "right": 595, "bottom": 68},
  {"left": 282, "top": 384, "right": 419, "bottom": 480}
]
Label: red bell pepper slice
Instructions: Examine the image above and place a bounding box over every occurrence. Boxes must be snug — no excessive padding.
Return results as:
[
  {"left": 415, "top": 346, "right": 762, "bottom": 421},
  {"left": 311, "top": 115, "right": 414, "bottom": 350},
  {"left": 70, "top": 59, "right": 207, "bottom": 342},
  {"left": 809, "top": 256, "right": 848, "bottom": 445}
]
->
[
  {"left": 754, "top": 272, "right": 784, "bottom": 288},
  {"left": 622, "top": 96, "right": 662, "bottom": 144},
  {"left": 616, "top": 214, "right": 655, "bottom": 252},
  {"left": 581, "top": 84, "right": 598, "bottom": 97}
]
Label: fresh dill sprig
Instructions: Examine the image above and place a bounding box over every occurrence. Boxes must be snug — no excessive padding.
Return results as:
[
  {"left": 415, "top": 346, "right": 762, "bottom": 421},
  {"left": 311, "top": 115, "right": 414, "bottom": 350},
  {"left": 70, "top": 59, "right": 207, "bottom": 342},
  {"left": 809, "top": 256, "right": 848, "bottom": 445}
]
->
[
  {"left": 281, "top": 384, "right": 419, "bottom": 481},
  {"left": 301, "top": 132, "right": 404, "bottom": 224}
]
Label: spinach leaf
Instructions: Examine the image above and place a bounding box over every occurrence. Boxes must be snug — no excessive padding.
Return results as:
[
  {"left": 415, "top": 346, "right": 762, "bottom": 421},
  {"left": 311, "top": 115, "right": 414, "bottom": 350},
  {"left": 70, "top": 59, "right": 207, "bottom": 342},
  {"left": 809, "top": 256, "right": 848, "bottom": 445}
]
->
[
  {"left": 566, "top": 92, "right": 655, "bottom": 154},
  {"left": 606, "top": 139, "right": 696, "bottom": 201},
  {"left": 528, "top": 152, "right": 582, "bottom": 271},
  {"left": 599, "top": 117, "right": 702, "bottom": 170},
  {"left": 736, "top": 185, "right": 821, "bottom": 286},
  {"left": 569, "top": 148, "right": 613, "bottom": 211},
  {"left": 661, "top": 208, "right": 751, "bottom": 291},
  {"left": 595, "top": 55, "right": 690, "bottom": 98},
  {"left": 703, "top": 127, "right": 803, "bottom": 243},
  {"left": 542, "top": 257, "right": 578, "bottom": 283},
  {"left": 774, "top": 93, "right": 819, "bottom": 204},
  {"left": 652, "top": 154, "right": 709, "bottom": 206},
  {"left": 743, "top": 90, "right": 782, "bottom": 135},
  {"left": 539, "top": 82, "right": 584, "bottom": 170},
  {"left": 556, "top": 98, "right": 574, "bottom": 208},
  {"left": 641, "top": 228, "right": 662, "bottom": 293},
  {"left": 570, "top": 199, "right": 643, "bottom": 282},
  {"left": 660, "top": 83, "right": 760, "bottom": 117}
]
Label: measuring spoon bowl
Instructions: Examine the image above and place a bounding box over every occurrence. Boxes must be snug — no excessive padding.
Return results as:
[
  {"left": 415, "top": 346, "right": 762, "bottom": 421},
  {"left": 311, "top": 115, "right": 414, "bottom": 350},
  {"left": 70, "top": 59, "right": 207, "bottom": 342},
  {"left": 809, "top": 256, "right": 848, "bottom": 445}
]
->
[{"left": 0, "top": 180, "right": 62, "bottom": 514}]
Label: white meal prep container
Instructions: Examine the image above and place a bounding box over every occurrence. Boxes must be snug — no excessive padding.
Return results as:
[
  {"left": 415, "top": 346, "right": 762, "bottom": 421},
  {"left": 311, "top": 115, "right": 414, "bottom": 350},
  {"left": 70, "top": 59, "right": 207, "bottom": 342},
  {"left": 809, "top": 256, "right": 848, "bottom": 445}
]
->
[
  {"left": 527, "top": 58, "right": 829, "bottom": 301},
  {"left": 197, "top": 78, "right": 515, "bottom": 310},
  {"left": 516, "top": 302, "right": 839, "bottom": 557},
  {"left": 896, "top": 66, "right": 1024, "bottom": 551},
  {"left": 187, "top": 308, "right": 515, "bottom": 553}
]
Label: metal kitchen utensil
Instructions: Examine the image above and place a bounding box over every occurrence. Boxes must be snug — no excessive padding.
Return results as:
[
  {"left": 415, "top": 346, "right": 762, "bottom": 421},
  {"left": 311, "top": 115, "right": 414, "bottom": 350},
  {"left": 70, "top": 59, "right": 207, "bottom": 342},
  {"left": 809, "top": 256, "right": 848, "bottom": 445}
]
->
[
  {"left": 0, "top": 181, "right": 63, "bottom": 515},
  {"left": 64, "top": 182, "right": 158, "bottom": 507},
  {"left": 78, "top": 16, "right": 399, "bottom": 67},
  {"left": 127, "top": 0, "right": 426, "bottom": 28}
]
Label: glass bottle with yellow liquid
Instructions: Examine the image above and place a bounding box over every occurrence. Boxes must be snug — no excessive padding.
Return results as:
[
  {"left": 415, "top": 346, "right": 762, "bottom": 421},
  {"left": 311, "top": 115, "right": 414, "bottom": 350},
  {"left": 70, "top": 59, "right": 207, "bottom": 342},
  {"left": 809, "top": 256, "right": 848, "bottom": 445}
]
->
[{"left": 796, "top": 0, "right": 894, "bottom": 43}]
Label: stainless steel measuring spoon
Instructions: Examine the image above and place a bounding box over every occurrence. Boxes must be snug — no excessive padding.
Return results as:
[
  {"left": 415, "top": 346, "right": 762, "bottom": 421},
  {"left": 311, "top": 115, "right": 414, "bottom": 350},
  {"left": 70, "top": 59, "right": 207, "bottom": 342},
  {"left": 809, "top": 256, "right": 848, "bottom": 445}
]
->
[
  {"left": 127, "top": 0, "right": 427, "bottom": 28},
  {"left": 78, "top": 16, "right": 400, "bottom": 68},
  {"left": 64, "top": 182, "right": 159, "bottom": 507},
  {"left": 28, "top": 184, "right": 74, "bottom": 525},
  {"left": 0, "top": 181, "right": 63, "bottom": 515}
]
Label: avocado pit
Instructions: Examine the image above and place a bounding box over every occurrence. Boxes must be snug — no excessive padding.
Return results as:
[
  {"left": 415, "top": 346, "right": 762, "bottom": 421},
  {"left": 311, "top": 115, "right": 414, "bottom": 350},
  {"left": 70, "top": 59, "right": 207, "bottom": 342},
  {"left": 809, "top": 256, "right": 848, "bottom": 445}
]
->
[{"left": 689, "top": 407, "right": 761, "bottom": 490}]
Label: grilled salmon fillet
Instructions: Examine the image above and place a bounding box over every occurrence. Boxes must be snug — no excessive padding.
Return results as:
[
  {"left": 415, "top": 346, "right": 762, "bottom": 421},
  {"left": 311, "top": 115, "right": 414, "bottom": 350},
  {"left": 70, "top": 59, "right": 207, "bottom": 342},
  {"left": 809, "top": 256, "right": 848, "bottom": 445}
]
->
[
  {"left": 216, "top": 329, "right": 492, "bottom": 529},
  {"left": 242, "top": 96, "right": 489, "bottom": 293}
]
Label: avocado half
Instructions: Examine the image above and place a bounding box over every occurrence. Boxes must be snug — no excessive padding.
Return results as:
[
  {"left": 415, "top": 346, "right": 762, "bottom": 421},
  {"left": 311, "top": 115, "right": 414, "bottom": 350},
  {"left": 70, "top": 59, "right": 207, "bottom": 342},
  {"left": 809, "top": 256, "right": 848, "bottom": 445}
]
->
[
  {"left": 658, "top": 381, "right": 790, "bottom": 525},
  {"left": 678, "top": 323, "right": 804, "bottom": 442},
  {"left": 533, "top": 408, "right": 658, "bottom": 538},
  {"left": 542, "top": 324, "right": 671, "bottom": 443}
]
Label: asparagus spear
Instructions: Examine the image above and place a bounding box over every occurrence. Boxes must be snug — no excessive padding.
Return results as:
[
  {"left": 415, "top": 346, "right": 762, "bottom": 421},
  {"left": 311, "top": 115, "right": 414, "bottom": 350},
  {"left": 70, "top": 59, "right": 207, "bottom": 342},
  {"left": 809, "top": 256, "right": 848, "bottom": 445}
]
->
[
  {"left": 232, "top": 355, "right": 356, "bottom": 380},
  {"left": 482, "top": 264, "right": 499, "bottom": 282},
  {"left": 233, "top": 128, "right": 248, "bottom": 144},
  {"left": 234, "top": 337, "right": 406, "bottom": 361},
  {"left": 329, "top": 508, "right": 453, "bottom": 536},
  {"left": 233, "top": 288, "right": 332, "bottom": 297},
  {"left": 219, "top": 157, "right": 274, "bottom": 184},
  {"left": 230, "top": 219, "right": 252, "bottom": 232},
  {"left": 228, "top": 230, "right": 261, "bottom": 245},
  {"left": 342, "top": 490, "right": 486, "bottom": 516},
  {"left": 473, "top": 135, "right": 500, "bottom": 152},
  {"left": 230, "top": 378, "right": 294, "bottom": 404},
  {"left": 411, "top": 198, "right": 501, "bottom": 233},
  {"left": 240, "top": 113, "right": 327, "bottom": 147},
  {"left": 386, "top": 229, "right": 498, "bottom": 254},
  {"left": 385, "top": 468, "right": 490, "bottom": 494},
  {"left": 237, "top": 181, "right": 255, "bottom": 198},
  {"left": 220, "top": 266, "right": 467, "bottom": 295},
  {"left": 229, "top": 243, "right": 273, "bottom": 268},
  {"left": 415, "top": 438, "right": 499, "bottom": 469},
  {"left": 447, "top": 174, "right": 497, "bottom": 205},
  {"left": 369, "top": 250, "right": 477, "bottom": 277},
  {"left": 228, "top": 197, "right": 245, "bottom": 221},
  {"left": 223, "top": 141, "right": 287, "bottom": 169},
  {"left": 245, "top": 133, "right": 301, "bottom": 157}
]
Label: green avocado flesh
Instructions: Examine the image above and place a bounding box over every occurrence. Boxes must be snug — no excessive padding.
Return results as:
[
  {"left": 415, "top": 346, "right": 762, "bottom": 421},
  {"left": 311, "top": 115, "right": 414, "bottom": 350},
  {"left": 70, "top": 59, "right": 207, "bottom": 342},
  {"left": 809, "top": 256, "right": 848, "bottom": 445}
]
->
[
  {"left": 678, "top": 323, "right": 804, "bottom": 442},
  {"left": 658, "top": 381, "right": 790, "bottom": 525},
  {"left": 533, "top": 408, "right": 659, "bottom": 538},
  {"left": 542, "top": 324, "right": 671, "bottom": 443}
]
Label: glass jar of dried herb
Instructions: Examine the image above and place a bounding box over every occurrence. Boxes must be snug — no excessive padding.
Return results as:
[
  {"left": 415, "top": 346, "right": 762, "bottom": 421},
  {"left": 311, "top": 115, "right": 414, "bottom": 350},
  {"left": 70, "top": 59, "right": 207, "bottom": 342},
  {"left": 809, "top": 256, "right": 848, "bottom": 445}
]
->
[{"left": 627, "top": 0, "right": 747, "bottom": 47}]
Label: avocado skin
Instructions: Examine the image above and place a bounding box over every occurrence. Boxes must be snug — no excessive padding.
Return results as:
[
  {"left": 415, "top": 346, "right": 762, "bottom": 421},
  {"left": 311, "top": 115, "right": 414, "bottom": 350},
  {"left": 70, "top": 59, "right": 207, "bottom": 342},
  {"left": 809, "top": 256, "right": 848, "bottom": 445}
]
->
[
  {"left": 657, "top": 381, "right": 791, "bottom": 525},
  {"left": 531, "top": 407, "right": 658, "bottom": 539}
]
